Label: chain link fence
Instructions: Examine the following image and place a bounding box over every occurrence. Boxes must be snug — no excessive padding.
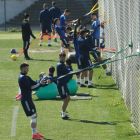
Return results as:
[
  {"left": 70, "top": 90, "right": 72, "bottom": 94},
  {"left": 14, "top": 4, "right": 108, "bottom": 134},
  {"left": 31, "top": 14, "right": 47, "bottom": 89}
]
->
[{"left": 98, "top": 0, "right": 140, "bottom": 133}]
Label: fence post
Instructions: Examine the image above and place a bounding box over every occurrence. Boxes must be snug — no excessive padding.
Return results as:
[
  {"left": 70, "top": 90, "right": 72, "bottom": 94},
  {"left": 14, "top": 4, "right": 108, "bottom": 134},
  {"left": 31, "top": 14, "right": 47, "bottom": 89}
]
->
[{"left": 4, "top": 0, "right": 6, "bottom": 31}]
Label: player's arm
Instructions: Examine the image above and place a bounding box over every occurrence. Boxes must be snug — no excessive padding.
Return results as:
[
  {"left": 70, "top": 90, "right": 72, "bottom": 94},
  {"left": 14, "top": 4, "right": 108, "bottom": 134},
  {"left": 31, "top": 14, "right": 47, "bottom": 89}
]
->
[
  {"left": 85, "top": 39, "right": 97, "bottom": 51},
  {"left": 58, "top": 64, "right": 70, "bottom": 75},
  {"left": 100, "top": 35, "right": 104, "bottom": 39},
  {"left": 26, "top": 23, "right": 36, "bottom": 39},
  {"left": 39, "top": 12, "right": 42, "bottom": 28}
]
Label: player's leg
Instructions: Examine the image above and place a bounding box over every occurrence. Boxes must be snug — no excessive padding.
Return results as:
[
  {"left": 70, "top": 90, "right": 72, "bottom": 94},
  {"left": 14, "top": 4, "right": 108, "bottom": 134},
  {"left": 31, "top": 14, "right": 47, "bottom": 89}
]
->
[
  {"left": 23, "top": 40, "right": 32, "bottom": 60},
  {"left": 52, "top": 27, "right": 57, "bottom": 42},
  {"left": 96, "top": 57, "right": 110, "bottom": 75},
  {"left": 84, "top": 71, "right": 88, "bottom": 84},
  {"left": 76, "top": 57, "right": 81, "bottom": 84},
  {"left": 47, "top": 26, "right": 52, "bottom": 46},
  {"left": 80, "top": 71, "right": 87, "bottom": 87},
  {"left": 60, "top": 41, "right": 65, "bottom": 52},
  {"left": 62, "top": 37, "right": 73, "bottom": 52},
  {"left": 40, "top": 26, "right": 46, "bottom": 46},
  {"left": 58, "top": 84, "right": 71, "bottom": 120}
]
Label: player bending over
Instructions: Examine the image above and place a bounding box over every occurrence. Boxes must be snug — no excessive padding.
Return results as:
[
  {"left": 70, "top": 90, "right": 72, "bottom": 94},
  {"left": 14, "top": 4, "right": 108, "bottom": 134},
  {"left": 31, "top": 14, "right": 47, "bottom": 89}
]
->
[
  {"left": 54, "top": 18, "right": 73, "bottom": 53},
  {"left": 18, "top": 63, "right": 51, "bottom": 139},
  {"left": 56, "top": 53, "right": 71, "bottom": 120},
  {"left": 39, "top": 3, "right": 53, "bottom": 47}
]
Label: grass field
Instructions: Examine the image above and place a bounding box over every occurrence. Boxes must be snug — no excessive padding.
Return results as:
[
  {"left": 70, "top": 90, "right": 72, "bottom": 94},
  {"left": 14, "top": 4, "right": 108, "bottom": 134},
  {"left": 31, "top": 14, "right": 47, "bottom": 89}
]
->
[{"left": 0, "top": 31, "right": 140, "bottom": 140}]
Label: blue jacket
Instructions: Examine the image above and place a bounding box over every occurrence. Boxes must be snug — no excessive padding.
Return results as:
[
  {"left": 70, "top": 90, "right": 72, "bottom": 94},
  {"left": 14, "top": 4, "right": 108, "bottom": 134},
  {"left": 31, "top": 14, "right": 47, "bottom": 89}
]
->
[
  {"left": 55, "top": 25, "right": 65, "bottom": 40},
  {"left": 39, "top": 9, "right": 53, "bottom": 26},
  {"left": 60, "top": 14, "right": 68, "bottom": 28},
  {"left": 56, "top": 61, "right": 70, "bottom": 85},
  {"left": 18, "top": 73, "right": 41, "bottom": 100},
  {"left": 67, "top": 66, "right": 73, "bottom": 82},
  {"left": 91, "top": 19, "right": 100, "bottom": 39},
  {"left": 49, "top": 6, "right": 61, "bottom": 20},
  {"left": 78, "top": 37, "right": 94, "bottom": 59}
]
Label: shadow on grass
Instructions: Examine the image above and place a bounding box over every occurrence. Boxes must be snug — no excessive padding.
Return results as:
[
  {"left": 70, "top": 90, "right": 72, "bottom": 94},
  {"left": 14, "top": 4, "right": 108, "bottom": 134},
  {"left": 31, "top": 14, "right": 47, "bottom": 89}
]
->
[
  {"left": 71, "top": 119, "right": 117, "bottom": 125},
  {"left": 43, "top": 138, "right": 53, "bottom": 140},
  {"left": 93, "top": 84, "right": 119, "bottom": 90},
  {"left": 33, "top": 59, "right": 57, "bottom": 62}
]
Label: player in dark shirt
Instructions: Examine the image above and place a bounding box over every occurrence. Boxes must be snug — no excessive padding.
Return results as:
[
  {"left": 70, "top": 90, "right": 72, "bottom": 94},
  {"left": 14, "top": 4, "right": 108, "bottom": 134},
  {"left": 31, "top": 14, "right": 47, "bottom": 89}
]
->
[
  {"left": 56, "top": 52, "right": 71, "bottom": 120},
  {"left": 21, "top": 13, "right": 36, "bottom": 60},
  {"left": 78, "top": 30, "right": 96, "bottom": 88},
  {"left": 39, "top": 3, "right": 53, "bottom": 47},
  {"left": 49, "top": 1, "right": 61, "bottom": 42},
  {"left": 18, "top": 63, "right": 51, "bottom": 139}
]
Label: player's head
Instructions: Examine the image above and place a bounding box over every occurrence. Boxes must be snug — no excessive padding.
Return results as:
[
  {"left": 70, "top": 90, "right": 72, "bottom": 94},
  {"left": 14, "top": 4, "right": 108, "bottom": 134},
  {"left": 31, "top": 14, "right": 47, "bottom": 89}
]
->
[
  {"left": 91, "top": 12, "right": 97, "bottom": 20},
  {"left": 43, "top": 3, "right": 48, "bottom": 9},
  {"left": 24, "top": 13, "right": 30, "bottom": 21},
  {"left": 64, "top": 9, "right": 70, "bottom": 16},
  {"left": 54, "top": 18, "right": 60, "bottom": 25},
  {"left": 52, "top": 1, "right": 56, "bottom": 6},
  {"left": 59, "top": 52, "right": 66, "bottom": 62},
  {"left": 20, "top": 63, "right": 29, "bottom": 75},
  {"left": 49, "top": 66, "right": 55, "bottom": 74},
  {"left": 80, "top": 30, "right": 88, "bottom": 38},
  {"left": 66, "top": 58, "right": 72, "bottom": 66},
  {"left": 65, "top": 26, "right": 72, "bottom": 33},
  {"left": 100, "top": 21, "right": 104, "bottom": 28}
]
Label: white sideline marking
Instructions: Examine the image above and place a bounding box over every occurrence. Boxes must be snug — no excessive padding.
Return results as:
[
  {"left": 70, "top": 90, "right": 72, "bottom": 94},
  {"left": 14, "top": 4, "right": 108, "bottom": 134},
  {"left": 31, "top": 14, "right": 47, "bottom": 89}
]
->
[{"left": 10, "top": 106, "right": 19, "bottom": 137}]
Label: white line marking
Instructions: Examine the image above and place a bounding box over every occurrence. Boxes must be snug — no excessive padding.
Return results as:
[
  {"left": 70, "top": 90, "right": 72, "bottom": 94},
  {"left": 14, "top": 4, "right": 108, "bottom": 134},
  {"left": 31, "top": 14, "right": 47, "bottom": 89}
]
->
[{"left": 10, "top": 106, "right": 19, "bottom": 137}]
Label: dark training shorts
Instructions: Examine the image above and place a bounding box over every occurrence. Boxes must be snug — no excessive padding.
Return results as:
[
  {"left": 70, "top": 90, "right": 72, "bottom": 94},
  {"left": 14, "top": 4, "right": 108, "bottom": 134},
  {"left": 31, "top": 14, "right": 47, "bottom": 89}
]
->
[
  {"left": 57, "top": 84, "right": 70, "bottom": 99},
  {"left": 21, "top": 99, "right": 36, "bottom": 117},
  {"left": 42, "top": 26, "right": 52, "bottom": 33},
  {"left": 76, "top": 57, "right": 82, "bottom": 69},
  {"left": 80, "top": 57, "right": 92, "bottom": 69},
  {"left": 62, "top": 37, "right": 70, "bottom": 48}
]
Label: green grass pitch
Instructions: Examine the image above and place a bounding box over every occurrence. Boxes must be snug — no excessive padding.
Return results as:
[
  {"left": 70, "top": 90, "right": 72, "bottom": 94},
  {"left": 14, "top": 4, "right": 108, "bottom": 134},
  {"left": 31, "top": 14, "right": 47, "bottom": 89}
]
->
[{"left": 0, "top": 31, "right": 140, "bottom": 140}]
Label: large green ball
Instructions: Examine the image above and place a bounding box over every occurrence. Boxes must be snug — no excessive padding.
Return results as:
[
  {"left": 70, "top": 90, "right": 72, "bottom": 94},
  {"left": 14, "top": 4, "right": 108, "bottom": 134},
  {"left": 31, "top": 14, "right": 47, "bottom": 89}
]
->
[
  {"left": 67, "top": 79, "right": 78, "bottom": 95},
  {"left": 36, "top": 83, "right": 58, "bottom": 99}
]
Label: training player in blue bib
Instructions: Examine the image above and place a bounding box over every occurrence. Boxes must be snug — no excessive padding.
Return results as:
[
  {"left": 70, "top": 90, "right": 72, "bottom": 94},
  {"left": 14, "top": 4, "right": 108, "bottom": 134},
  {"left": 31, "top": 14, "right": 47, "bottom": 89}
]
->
[
  {"left": 18, "top": 63, "right": 51, "bottom": 139},
  {"left": 54, "top": 18, "right": 73, "bottom": 52},
  {"left": 56, "top": 52, "right": 71, "bottom": 120},
  {"left": 39, "top": 3, "right": 53, "bottom": 47},
  {"left": 60, "top": 9, "right": 72, "bottom": 30},
  {"left": 91, "top": 12, "right": 100, "bottom": 60},
  {"left": 90, "top": 14, "right": 111, "bottom": 75},
  {"left": 49, "top": 1, "right": 61, "bottom": 42},
  {"left": 100, "top": 21, "right": 105, "bottom": 48}
]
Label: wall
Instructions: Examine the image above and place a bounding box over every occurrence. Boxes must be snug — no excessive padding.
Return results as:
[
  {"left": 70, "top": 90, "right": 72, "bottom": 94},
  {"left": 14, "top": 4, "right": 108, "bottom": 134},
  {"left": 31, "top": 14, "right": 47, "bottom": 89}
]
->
[{"left": 0, "top": 0, "right": 38, "bottom": 25}]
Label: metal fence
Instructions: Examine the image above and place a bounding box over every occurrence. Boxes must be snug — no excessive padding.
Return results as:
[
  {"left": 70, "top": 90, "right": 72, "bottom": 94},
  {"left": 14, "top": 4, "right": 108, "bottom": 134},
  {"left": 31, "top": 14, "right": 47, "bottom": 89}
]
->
[{"left": 98, "top": 0, "right": 140, "bottom": 133}]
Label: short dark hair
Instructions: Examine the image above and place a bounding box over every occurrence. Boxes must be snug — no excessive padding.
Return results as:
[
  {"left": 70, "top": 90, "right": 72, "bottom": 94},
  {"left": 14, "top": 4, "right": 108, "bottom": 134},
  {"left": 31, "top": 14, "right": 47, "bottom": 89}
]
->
[
  {"left": 49, "top": 66, "right": 55, "bottom": 74},
  {"left": 64, "top": 9, "right": 70, "bottom": 13},
  {"left": 80, "top": 30, "right": 88, "bottom": 36},
  {"left": 43, "top": 3, "right": 48, "bottom": 8},
  {"left": 20, "top": 63, "right": 29, "bottom": 70},
  {"left": 65, "top": 26, "right": 72, "bottom": 31},
  {"left": 91, "top": 12, "right": 97, "bottom": 16},
  {"left": 54, "top": 18, "right": 59, "bottom": 25},
  {"left": 66, "top": 58, "right": 72, "bottom": 66},
  {"left": 24, "top": 13, "right": 30, "bottom": 19},
  {"left": 59, "top": 52, "right": 66, "bottom": 57},
  {"left": 52, "top": 1, "right": 56, "bottom": 6}
]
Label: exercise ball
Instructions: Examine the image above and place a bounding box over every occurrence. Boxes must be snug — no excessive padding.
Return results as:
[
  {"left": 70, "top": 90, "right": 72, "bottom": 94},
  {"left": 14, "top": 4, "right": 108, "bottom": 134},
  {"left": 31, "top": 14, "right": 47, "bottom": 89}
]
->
[
  {"left": 67, "top": 79, "right": 78, "bottom": 95},
  {"left": 36, "top": 83, "right": 58, "bottom": 99},
  {"left": 11, "top": 55, "right": 17, "bottom": 61}
]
